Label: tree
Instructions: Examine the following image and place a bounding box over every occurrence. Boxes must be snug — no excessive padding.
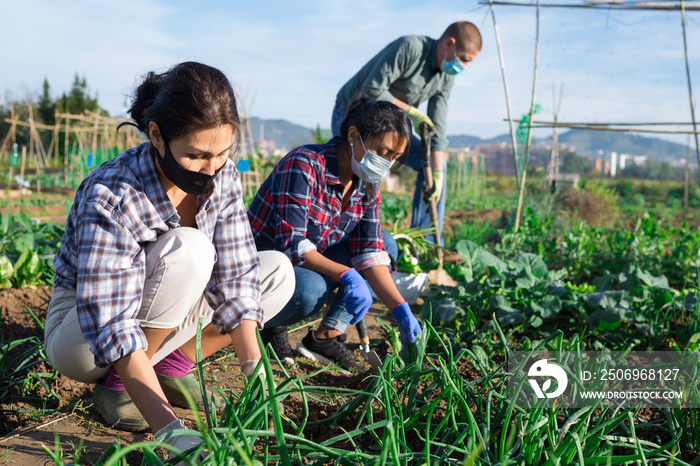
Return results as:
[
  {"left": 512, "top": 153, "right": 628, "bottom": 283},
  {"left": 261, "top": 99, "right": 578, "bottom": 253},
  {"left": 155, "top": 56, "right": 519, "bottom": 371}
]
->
[
  {"left": 311, "top": 125, "right": 330, "bottom": 145},
  {"left": 37, "top": 78, "right": 56, "bottom": 125},
  {"left": 57, "top": 74, "right": 103, "bottom": 116}
]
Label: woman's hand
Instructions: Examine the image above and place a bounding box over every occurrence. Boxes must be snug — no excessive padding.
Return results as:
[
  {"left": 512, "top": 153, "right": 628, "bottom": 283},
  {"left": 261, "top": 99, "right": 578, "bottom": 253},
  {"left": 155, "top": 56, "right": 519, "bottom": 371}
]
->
[
  {"left": 392, "top": 302, "right": 422, "bottom": 350},
  {"left": 155, "top": 419, "right": 205, "bottom": 464},
  {"left": 339, "top": 268, "right": 373, "bottom": 324}
]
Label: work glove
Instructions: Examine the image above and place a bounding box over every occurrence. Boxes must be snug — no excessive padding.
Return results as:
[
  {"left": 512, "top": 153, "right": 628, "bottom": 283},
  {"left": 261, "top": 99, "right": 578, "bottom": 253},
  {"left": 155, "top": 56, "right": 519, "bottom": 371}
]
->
[
  {"left": 429, "top": 169, "right": 444, "bottom": 202},
  {"left": 155, "top": 419, "right": 205, "bottom": 465},
  {"left": 407, "top": 105, "right": 434, "bottom": 131},
  {"left": 392, "top": 302, "right": 422, "bottom": 352},
  {"left": 339, "top": 268, "right": 373, "bottom": 325}
]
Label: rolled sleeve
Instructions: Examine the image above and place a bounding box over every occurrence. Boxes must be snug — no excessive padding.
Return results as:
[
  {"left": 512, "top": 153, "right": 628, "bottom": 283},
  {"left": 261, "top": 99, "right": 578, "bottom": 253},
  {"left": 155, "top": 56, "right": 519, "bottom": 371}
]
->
[
  {"left": 351, "top": 250, "right": 392, "bottom": 271},
  {"left": 427, "top": 84, "right": 453, "bottom": 152},
  {"left": 349, "top": 193, "right": 394, "bottom": 271},
  {"left": 75, "top": 197, "right": 148, "bottom": 367},
  {"left": 271, "top": 156, "right": 318, "bottom": 265},
  {"left": 208, "top": 170, "right": 265, "bottom": 333}
]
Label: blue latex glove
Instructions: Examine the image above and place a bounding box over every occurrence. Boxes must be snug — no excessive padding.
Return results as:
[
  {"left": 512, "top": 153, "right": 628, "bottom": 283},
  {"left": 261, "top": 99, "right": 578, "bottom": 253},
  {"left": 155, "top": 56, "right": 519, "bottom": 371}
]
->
[
  {"left": 393, "top": 302, "right": 422, "bottom": 350},
  {"left": 339, "top": 268, "right": 373, "bottom": 325}
]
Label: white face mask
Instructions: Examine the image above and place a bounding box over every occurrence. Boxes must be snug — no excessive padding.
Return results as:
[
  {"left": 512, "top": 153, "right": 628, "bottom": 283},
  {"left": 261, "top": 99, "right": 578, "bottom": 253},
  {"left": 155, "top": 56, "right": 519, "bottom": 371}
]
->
[{"left": 350, "top": 133, "right": 394, "bottom": 184}]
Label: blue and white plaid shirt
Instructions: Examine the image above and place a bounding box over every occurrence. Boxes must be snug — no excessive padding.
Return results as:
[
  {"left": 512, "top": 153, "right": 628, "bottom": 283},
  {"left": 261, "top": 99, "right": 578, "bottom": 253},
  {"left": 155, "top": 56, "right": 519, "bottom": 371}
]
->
[{"left": 53, "top": 142, "right": 263, "bottom": 367}]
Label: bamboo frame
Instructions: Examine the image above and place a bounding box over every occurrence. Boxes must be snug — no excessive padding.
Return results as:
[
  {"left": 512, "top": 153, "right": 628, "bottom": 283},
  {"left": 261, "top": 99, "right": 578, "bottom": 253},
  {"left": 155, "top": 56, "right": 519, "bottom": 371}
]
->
[
  {"left": 680, "top": 0, "right": 700, "bottom": 182},
  {"left": 488, "top": 0, "right": 521, "bottom": 187},
  {"left": 504, "top": 120, "right": 700, "bottom": 134},
  {"left": 514, "top": 0, "right": 541, "bottom": 232},
  {"left": 1, "top": 109, "right": 143, "bottom": 173},
  {"left": 488, "top": 0, "right": 700, "bottom": 193},
  {"left": 481, "top": 0, "right": 700, "bottom": 11}
]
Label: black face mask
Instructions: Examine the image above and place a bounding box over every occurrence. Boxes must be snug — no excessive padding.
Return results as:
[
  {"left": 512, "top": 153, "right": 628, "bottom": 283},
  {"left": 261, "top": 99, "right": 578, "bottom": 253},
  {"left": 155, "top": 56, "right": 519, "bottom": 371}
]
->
[{"left": 156, "top": 138, "right": 223, "bottom": 196}]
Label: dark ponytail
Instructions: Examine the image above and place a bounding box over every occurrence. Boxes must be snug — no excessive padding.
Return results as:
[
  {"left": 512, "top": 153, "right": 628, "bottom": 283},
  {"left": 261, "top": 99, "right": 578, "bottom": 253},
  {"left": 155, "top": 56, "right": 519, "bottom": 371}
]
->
[
  {"left": 338, "top": 90, "right": 412, "bottom": 169},
  {"left": 118, "top": 61, "right": 240, "bottom": 141}
]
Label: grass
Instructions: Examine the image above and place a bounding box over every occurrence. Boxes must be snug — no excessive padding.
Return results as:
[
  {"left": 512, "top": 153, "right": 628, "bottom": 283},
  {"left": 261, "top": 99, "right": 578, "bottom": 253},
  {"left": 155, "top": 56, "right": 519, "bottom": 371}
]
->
[
  {"left": 0, "top": 306, "right": 60, "bottom": 413},
  {"left": 34, "top": 317, "right": 699, "bottom": 465}
]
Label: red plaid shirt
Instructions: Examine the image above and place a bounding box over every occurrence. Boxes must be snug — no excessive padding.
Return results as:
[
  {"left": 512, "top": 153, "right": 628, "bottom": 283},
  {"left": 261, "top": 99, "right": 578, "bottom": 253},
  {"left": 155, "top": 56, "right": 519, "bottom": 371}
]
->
[{"left": 247, "top": 141, "right": 392, "bottom": 272}]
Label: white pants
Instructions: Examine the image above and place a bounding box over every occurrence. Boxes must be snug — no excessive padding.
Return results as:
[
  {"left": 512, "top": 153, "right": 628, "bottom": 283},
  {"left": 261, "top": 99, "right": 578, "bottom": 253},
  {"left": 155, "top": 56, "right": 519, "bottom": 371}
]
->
[{"left": 44, "top": 227, "right": 294, "bottom": 383}]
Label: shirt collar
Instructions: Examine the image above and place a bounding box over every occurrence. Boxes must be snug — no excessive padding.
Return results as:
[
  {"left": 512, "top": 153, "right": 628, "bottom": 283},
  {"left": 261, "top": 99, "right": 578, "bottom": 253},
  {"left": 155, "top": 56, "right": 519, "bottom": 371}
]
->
[{"left": 324, "top": 139, "right": 367, "bottom": 198}]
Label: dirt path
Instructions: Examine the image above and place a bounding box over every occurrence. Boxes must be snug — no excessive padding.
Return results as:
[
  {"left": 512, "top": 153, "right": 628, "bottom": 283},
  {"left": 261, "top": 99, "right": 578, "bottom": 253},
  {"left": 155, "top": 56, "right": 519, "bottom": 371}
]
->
[{"left": 0, "top": 287, "right": 399, "bottom": 465}]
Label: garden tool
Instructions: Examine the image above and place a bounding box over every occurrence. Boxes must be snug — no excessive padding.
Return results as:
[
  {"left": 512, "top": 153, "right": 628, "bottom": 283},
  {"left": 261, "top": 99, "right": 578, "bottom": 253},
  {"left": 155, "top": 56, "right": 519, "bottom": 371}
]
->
[
  {"left": 419, "top": 122, "right": 444, "bottom": 267},
  {"left": 356, "top": 318, "right": 382, "bottom": 369}
]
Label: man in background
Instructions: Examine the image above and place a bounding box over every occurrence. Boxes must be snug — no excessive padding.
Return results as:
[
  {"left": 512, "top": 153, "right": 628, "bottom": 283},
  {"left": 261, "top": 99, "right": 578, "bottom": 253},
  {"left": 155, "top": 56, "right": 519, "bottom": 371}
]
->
[{"left": 331, "top": 21, "right": 482, "bottom": 244}]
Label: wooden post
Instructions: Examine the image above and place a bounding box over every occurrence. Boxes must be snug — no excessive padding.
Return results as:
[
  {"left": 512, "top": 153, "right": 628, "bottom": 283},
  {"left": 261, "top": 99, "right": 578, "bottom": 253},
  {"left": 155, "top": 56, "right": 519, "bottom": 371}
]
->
[
  {"left": 91, "top": 111, "right": 100, "bottom": 158},
  {"left": 488, "top": 0, "right": 521, "bottom": 187},
  {"left": 514, "top": 0, "right": 541, "bottom": 232},
  {"left": 19, "top": 146, "right": 26, "bottom": 180},
  {"left": 684, "top": 135, "right": 690, "bottom": 209},
  {"left": 680, "top": 0, "right": 700, "bottom": 185},
  {"left": 64, "top": 116, "right": 70, "bottom": 184}
]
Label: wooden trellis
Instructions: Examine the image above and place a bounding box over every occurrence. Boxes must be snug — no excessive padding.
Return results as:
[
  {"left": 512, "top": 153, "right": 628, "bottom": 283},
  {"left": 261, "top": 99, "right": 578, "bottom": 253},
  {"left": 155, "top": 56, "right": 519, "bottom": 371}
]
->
[
  {"left": 482, "top": 0, "right": 700, "bottom": 230},
  {"left": 1, "top": 108, "right": 143, "bottom": 170}
]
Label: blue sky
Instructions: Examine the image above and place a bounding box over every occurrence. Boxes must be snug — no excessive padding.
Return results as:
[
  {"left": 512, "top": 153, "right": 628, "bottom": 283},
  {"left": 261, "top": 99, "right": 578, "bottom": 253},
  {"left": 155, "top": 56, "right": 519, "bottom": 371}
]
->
[{"left": 3, "top": 0, "right": 699, "bottom": 145}]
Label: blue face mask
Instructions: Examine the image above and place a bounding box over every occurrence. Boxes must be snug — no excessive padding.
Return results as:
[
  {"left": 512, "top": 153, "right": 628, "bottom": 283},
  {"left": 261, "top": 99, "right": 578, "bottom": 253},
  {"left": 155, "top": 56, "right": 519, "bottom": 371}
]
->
[
  {"left": 350, "top": 134, "right": 393, "bottom": 184},
  {"left": 441, "top": 43, "right": 465, "bottom": 76}
]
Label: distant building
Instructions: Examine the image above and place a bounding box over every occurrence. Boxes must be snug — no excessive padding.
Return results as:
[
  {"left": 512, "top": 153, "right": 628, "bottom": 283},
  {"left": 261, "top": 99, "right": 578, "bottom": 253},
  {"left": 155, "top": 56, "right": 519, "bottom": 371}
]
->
[
  {"left": 479, "top": 143, "right": 551, "bottom": 176},
  {"left": 255, "top": 138, "right": 276, "bottom": 156}
]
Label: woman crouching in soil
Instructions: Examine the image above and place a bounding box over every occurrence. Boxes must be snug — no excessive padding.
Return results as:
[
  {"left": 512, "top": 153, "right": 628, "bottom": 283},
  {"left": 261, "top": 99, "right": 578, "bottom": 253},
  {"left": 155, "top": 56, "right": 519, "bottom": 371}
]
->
[
  {"left": 248, "top": 95, "right": 422, "bottom": 372},
  {"left": 44, "top": 62, "right": 294, "bottom": 457}
]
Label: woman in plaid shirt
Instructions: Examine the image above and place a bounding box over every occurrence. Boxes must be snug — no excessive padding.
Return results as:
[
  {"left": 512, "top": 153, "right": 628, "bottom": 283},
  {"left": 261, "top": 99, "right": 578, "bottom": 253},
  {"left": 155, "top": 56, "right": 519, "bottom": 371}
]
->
[
  {"left": 248, "top": 96, "right": 422, "bottom": 371},
  {"left": 44, "top": 62, "right": 294, "bottom": 454}
]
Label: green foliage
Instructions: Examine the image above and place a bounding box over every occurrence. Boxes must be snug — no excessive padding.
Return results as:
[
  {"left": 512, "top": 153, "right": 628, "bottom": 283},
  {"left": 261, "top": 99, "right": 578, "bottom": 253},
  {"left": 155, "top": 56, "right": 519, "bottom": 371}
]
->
[
  {"left": 311, "top": 125, "right": 330, "bottom": 145},
  {"left": 40, "top": 318, "right": 697, "bottom": 465},
  {"left": 56, "top": 74, "right": 102, "bottom": 116},
  {"left": 436, "top": 238, "right": 699, "bottom": 352},
  {"left": 496, "top": 206, "right": 700, "bottom": 288},
  {"left": 36, "top": 78, "right": 57, "bottom": 126},
  {"left": 0, "top": 212, "right": 63, "bottom": 289},
  {"left": 0, "top": 307, "right": 60, "bottom": 408}
]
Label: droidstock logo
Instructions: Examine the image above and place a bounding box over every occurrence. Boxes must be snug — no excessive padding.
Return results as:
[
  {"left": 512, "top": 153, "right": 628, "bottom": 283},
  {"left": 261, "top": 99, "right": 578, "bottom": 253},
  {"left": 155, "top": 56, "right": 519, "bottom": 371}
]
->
[{"left": 528, "top": 359, "right": 568, "bottom": 399}]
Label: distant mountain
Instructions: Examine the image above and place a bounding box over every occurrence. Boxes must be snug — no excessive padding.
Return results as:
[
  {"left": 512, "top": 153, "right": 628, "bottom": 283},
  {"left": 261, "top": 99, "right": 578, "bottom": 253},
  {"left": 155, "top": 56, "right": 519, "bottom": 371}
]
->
[
  {"left": 248, "top": 117, "right": 694, "bottom": 165},
  {"left": 447, "top": 134, "right": 511, "bottom": 147},
  {"left": 448, "top": 129, "right": 694, "bottom": 165},
  {"left": 248, "top": 117, "right": 320, "bottom": 152},
  {"left": 558, "top": 129, "right": 691, "bottom": 163}
]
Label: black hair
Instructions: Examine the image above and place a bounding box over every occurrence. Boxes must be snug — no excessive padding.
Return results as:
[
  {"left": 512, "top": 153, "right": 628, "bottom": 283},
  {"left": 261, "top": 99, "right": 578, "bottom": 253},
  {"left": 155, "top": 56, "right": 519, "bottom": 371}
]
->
[
  {"left": 338, "top": 91, "right": 412, "bottom": 170},
  {"left": 118, "top": 61, "right": 240, "bottom": 142}
]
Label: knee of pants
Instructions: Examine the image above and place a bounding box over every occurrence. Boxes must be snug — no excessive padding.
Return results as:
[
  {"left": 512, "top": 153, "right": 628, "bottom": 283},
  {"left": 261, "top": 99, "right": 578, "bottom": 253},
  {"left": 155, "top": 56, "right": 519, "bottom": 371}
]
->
[
  {"left": 294, "top": 270, "right": 330, "bottom": 316},
  {"left": 382, "top": 230, "right": 399, "bottom": 260},
  {"left": 139, "top": 228, "right": 216, "bottom": 327},
  {"left": 148, "top": 227, "right": 216, "bottom": 276},
  {"left": 258, "top": 250, "right": 296, "bottom": 318}
]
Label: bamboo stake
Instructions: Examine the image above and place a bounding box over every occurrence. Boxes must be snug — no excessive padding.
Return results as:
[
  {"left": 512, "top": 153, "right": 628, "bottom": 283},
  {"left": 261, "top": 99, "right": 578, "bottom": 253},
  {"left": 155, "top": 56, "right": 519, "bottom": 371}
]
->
[
  {"left": 488, "top": 0, "right": 521, "bottom": 187},
  {"left": 680, "top": 0, "right": 700, "bottom": 184},
  {"left": 684, "top": 134, "right": 690, "bottom": 208},
  {"left": 91, "top": 111, "right": 100, "bottom": 158},
  {"left": 514, "top": 0, "right": 541, "bottom": 232},
  {"left": 481, "top": 0, "right": 700, "bottom": 11},
  {"left": 0, "top": 105, "right": 18, "bottom": 159},
  {"left": 19, "top": 146, "right": 26, "bottom": 181},
  {"left": 64, "top": 115, "right": 70, "bottom": 184},
  {"left": 505, "top": 120, "right": 700, "bottom": 134},
  {"left": 514, "top": 120, "right": 700, "bottom": 126}
]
